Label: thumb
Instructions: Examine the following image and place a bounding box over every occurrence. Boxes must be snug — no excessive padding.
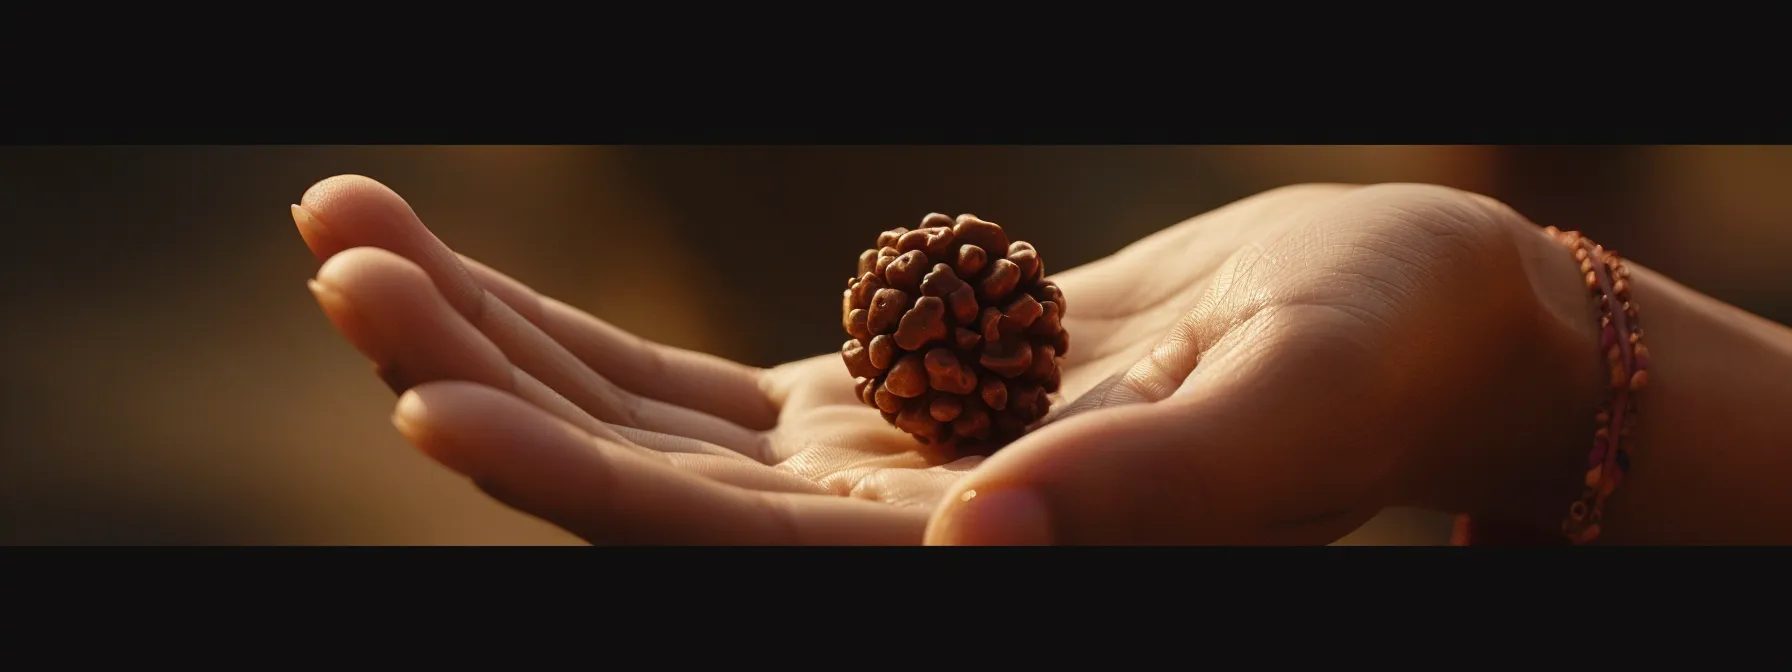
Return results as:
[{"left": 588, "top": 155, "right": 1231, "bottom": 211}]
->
[{"left": 924, "top": 306, "right": 1401, "bottom": 545}]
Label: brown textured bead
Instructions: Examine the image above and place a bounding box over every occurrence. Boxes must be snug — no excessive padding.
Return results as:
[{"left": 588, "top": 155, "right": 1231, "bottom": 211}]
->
[
  {"left": 887, "top": 250, "right": 929, "bottom": 292},
  {"left": 953, "top": 405, "right": 991, "bottom": 440},
  {"left": 1008, "top": 383, "right": 1043, "bottom": 421},
  {"left": 953, "top": 327, "right": 981, "bottom": 351},
  {"left": 1001, "top": 294, "right": 1043, "bottom": 332},
  {"left": 980, "top": 375, "right": 1008, "bottom": 411},
  {"left": 1008, "top": 241, "right": 1042, "bottom": 283},
  {"left": 841, "top": 340, "right": 878, "bottom": 378},
  {"left": 885, "top": 353, "right": 929, "bottom": 398},
  {"left": 900, "top": 227, "right": 957, "bottom": 261},
  {"left": 1030, "top": 301, "right": 1062, "bottom": 335},
  {"left": 1034, "top": 280, "right": 1066, "bottom": 314},
  {"left": 851, "top": 273, "right": 884, "bottom": 310},
  {"left": 877, "top": 229, "right": 908, "bottom": 249},
  {"left": 953, "top": 215, "right": 1010, "bottom": 257},
  {"left": 978, "top": 306, "right": 1004, "bottom": 345},
  {"left": 895, "top": 404, "right": 943, "bottom": 442},
  {"left": 841, "top": 213, "right": 1070, "bottom": 456},
  {"left": 868, "top": 335, "right": 896, "bottom": 370},
  {"left": 930, "top": 395, "right": 963, "bottom": 422},
  {"left": 924, "top": 348, "right": 978, "bottom": 395},
  {"left": 921, "top": 264, "right": 980, "bottom": 324},
  {"left": 978, "top": 259, "right": 1022, "bottom": 303},
  {"left": 874, "top": 385, "right": 903, "bottom": 413},
  {"left": 845, "top": 309, "right": 871, "bottom": 342},
  {"left": 980, "top": 342, "right": 1034, "bottom": 378},
  {"left": 868, "top": 288, "right": 910, "bottom": 334},
  {"left": 894, "top": 296, "right": 949, "bottom": 350},
  {"left": 1025, "top": 343, "right": 1057, "bottom": 381},
  {"left": 956, "top": 245, "right": 988, "bottom": 278},
  {"left": 920, "top": 263, "right": 964, "bottom": 297}
]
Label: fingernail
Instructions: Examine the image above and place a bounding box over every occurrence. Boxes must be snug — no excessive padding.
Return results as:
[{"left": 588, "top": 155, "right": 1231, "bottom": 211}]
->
[
  {"left": 391, "top": 390, "right": 426, "bottom": 440},
  {"left": 391, "top": 389, "right": 479, "bottom": 477},
  {"left": 391, "top": 412, "right": 419, "bottom": 442},
  {"left": 926, "top": 488, "right": 1054, "bottom": 546},
  {"left": 308, "top": 279, "right": 389, "bottom": 364},
  {"left": 307, "top": 278, "right": 342, "bottom": 313},
  {"left": 291, "top": 204, "right": 340, "bottom": 256}
]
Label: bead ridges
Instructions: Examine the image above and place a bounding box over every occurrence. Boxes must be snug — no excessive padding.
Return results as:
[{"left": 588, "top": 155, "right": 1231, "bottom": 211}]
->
[
  {"left": 1543, "top": 226, "right": 1649, "bottom": 545},
  {"left": 841, "top": 213, "right": 1069, "bottom": 456}
]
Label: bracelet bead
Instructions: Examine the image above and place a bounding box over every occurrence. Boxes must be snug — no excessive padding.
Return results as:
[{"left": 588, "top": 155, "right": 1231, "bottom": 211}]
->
[{"left": 1539, "top": 226, "right": 1649, "bottom": 545}]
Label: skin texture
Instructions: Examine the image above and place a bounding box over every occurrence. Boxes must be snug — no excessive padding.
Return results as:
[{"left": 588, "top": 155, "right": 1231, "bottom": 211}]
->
[{"left": 295, "top": 175, "right": 1792, "bottom": 545}]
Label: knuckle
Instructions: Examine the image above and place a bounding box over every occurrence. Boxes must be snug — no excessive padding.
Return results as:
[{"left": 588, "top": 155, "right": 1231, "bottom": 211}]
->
[
  {"left": 1321, "top": 183, "right": 1510, "bottom": 255},
  {"left": 616, "top": 387, "right": 647, "bottom": 427},
  {"left": 1340, "top": 183, "right": 1509, "bottom": 229}
]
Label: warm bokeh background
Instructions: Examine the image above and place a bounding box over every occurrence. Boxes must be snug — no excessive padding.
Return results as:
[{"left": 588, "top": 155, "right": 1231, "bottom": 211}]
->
[{"left": 3, "top": 145, "right": 1788, "bottom": 545}]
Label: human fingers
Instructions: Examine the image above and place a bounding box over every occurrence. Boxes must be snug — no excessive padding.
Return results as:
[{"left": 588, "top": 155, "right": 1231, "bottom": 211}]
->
[
  {"left": 394, "top": 381, "right": 928, "bottom": 545},
  {"left": 457, "top": 255, "right": 779, "bottom": 429},
  {"left": 310, "top": 246, "right": 769, "bottom": 461},
  {"left": 925, "top": 305, "right": 1394, "bottom": 545},
  {"left": 291, "top": 175, "right": 777, "bottom": 440},
  {"left": 926, "top": 184, "right": 1521, "bottom": 545}
]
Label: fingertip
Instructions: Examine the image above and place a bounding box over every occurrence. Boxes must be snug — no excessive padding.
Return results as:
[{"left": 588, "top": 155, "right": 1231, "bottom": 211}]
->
[
  {"left": 392, "top": 388, "right": 428, "bottom": 441},
  {"left": 391, "top": 381, "right": 502, "bottom": 476},
  {"left": 314, "top": 246, "right": 427, "bottom": 293},
  {"left": 394, "top": 382, "right": 432, "bottom": 413},
  {"left": 306, "top": 276, "right": 348, "bottom": 321},
  {"left": 391, "top": 385, "right": 445, "bottom": 467},
  {"left": 925, "top": 487, "right": 1055, "bottom": 546},
  {"left": 300, "top": 174, "right": 403, "bottom": 215},
  {"left": 394, "top": 380, "right": 498, "bottom": 421},
  {"left": 297, "top": 174, "right": 425, "bottom": 258},
  {"left": 291, "top": 203, "right": 341, "bottom": 259},
  {"left": 298, "top": 174, "right": 485, "bottom": 316},
  {"left": 395, "top": 381, "right": 589, "bottom": 450},
  {"left": 294, "top": 175, "right": 406, "bottom": 258},
  {"left": 307, "top": 274, "right": 388, "bottom": 365}
]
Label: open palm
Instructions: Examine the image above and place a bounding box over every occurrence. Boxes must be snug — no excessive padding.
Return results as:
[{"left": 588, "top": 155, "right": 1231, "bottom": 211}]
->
[
  {"left": 295, "top": 175, "right": 1316, "bottom": 544},
  {"left": 300, "top": 176, "right": 1544, "bottom": 545}
]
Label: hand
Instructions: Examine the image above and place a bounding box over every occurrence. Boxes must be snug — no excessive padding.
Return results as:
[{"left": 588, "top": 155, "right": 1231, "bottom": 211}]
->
[{"left": 297, "top": 176, "right": 1594, "bottom": 545}]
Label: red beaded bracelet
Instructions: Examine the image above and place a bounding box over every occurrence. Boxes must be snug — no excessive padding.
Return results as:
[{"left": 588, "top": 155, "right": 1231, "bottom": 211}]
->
[
  {"left": 1452, "top": 227, "right": 1649, "bottom": 546},
  {"left": 1549, "top": 227, "right": 1649, "bottom": 544}
]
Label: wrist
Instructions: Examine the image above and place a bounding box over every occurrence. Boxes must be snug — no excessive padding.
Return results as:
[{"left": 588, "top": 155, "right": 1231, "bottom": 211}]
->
[
  {"left": 1422, "top": 218, "right": 1792, "bottom": 544},
  {"left": 1392, "top": 217, "right": 1607, "bottom": 532},
  {"left": 1590, "top": 264, "right": 1792, "bottom": 543}
]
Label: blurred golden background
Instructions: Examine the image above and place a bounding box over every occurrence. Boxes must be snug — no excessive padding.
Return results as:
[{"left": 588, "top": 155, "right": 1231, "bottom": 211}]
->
[{"left": 2, "top": 145, "right": 1787, "bottom": 545}]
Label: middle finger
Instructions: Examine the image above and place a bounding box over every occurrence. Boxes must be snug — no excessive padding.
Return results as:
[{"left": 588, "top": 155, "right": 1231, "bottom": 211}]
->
[{"left": 312, "top": 246, "right": 771, "bottom": 459}]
